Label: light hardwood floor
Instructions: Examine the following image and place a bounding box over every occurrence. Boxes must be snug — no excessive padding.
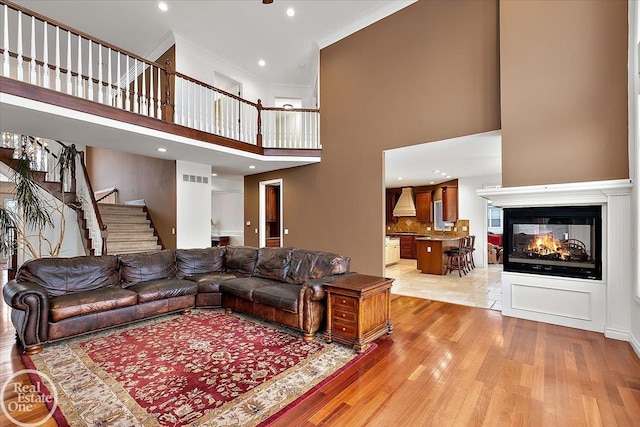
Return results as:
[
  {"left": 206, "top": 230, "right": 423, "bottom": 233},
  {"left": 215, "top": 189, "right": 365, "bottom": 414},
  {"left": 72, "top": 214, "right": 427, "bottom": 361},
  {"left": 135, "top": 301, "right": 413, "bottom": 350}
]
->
[{"left": 1, "top": 269, "right": 639, "bottom": 426}]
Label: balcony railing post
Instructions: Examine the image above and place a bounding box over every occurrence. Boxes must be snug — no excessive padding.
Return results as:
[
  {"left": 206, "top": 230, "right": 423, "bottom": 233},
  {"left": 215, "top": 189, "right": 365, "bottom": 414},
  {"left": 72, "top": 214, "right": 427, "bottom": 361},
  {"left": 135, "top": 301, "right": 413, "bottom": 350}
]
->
[
  {"left": 163, "top": 59, "right": 175, "bottom": 123},
  {"left": 256, "top": 99, "right": 263, "bottom": 148}
]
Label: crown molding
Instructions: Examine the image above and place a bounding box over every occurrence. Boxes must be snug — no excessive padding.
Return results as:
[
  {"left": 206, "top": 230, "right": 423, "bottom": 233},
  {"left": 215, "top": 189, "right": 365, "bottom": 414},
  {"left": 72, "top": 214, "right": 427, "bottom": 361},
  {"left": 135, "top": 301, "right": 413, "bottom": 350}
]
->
[{"left": 143, "top": 30, "right": 176, "bottom": 63}]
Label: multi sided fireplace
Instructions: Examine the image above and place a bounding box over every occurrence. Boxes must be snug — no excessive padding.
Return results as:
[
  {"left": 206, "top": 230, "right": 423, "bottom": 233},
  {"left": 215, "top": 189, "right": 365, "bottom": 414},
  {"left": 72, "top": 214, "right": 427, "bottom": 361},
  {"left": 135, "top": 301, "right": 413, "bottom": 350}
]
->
[{"left": 503, "top": 205, "right": 602, "bottom": 280}]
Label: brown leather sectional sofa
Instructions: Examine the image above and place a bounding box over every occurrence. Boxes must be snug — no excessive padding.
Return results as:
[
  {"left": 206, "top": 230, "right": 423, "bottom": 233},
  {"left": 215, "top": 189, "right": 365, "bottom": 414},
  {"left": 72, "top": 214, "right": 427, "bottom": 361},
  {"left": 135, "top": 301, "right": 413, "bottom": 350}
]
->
[{"left": 2, "top": 246, "right": 351, "bottom": 354}]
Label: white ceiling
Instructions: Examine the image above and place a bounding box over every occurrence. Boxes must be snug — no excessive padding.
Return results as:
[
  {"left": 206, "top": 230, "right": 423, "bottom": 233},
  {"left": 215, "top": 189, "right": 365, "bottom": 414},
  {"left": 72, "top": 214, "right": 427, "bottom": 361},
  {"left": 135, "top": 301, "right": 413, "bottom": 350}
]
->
[
  {"left": 14, "top": 0, "right": 416, "bottom": 87},
  {"left": 384, "top": 131, "right": 502, "bottom": 188}
]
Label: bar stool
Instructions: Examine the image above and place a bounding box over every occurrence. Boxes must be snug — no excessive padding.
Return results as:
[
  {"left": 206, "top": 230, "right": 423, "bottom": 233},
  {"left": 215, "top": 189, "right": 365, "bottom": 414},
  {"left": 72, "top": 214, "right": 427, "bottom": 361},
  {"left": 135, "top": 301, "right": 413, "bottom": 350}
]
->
[
  {"left": 465, "top": 235, "right": 476, "bottom": 270},
  {"left": 445, "top": 237, "right": 467, "bottom": 277}
]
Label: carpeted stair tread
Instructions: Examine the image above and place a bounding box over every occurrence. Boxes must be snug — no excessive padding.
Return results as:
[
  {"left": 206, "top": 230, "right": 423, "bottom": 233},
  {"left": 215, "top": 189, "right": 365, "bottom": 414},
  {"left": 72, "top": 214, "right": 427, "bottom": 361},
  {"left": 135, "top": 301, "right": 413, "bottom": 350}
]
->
[{"left": 97, "top": 203, "right": 161, "bottom": 254}]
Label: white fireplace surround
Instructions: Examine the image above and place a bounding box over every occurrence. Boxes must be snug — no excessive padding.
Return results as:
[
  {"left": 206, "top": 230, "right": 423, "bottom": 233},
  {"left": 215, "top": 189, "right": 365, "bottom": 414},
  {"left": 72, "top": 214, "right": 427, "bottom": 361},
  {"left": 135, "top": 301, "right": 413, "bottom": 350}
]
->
[{"left": 477, "top": 179, "right": 634, "bottom": 344}]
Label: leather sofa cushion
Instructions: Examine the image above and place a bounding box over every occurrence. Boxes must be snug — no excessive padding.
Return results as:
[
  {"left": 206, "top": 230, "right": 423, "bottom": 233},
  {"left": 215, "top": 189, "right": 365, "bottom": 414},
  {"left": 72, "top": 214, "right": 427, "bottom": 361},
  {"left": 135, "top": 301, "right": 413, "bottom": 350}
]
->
[
  {"left": 17, "top": 255, "right": 120, "bottom": 297},
  {"left": 224, "top": 246, "right": 258, "bottom": 276},
  {"left": 50, "top": 287, "right": 138, "bottom": 322},
  {"left": 184, "top": 272, "right": 237, "bottom": 293},
  {"left": 253, "top": 284, "right": 301, "bottom": 313},
  {"left": 253, "top": 247, "right": 293, "bottom": 282},
  {"left": 118, "top": 250, "right": 177, "bottom": 288},
  {"left": 175, "top": 247, "right": 225, "bottom": 279},
  {"left": 286, "top": 250, "right": 351, "bottom": 284},
  {"left": 219, "top": 277, "right": 277, "bottom": 301},
  {"left": 128, "top": 279, "right": 198, "bottom": 303}
]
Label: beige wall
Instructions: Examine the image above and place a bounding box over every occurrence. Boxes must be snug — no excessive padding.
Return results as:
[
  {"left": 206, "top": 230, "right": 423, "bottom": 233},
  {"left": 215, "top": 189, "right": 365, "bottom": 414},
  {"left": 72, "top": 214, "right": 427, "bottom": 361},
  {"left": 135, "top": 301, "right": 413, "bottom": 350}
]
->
[
  {"left": 86, "top": 146, "right": 177, "bottom": 249},
  {"left": 500, "top": 0, "right": 628, "bottom": 186},
  {"left": 245, "top": 0, "right": 501, "bottom": 275}
]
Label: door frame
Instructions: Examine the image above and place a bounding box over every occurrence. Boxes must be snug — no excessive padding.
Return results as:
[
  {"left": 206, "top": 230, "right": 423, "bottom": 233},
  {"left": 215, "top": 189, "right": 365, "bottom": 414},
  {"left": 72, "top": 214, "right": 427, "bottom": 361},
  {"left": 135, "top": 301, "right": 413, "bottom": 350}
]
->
[{"left": 259, "top": 178, "right": 283, "bottom": 247}]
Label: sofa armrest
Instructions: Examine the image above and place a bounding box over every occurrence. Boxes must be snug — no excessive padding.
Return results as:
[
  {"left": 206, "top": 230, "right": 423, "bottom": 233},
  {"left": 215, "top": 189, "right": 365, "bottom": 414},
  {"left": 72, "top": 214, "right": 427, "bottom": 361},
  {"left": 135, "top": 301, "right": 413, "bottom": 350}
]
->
[
  {"left": 302, "top": 272, "right": 358, "bottom": 301},
  {"left": 3, "top": 280, "right": 50, "bottom": 349}
]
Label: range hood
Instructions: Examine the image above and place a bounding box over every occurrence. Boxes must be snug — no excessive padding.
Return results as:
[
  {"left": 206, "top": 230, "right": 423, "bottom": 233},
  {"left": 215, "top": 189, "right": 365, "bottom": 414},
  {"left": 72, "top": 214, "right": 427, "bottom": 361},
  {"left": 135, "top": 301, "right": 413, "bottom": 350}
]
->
[{"left": 393, "top": 187, "right": 417, "bottom": 217}]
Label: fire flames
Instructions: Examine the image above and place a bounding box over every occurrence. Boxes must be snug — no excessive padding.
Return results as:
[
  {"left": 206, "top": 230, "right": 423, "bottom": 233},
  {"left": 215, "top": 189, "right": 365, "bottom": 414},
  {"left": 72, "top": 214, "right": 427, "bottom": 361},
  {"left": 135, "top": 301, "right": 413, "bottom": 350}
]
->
[{"left": 527, "top": 233, "right": 571, "bottom": 260}]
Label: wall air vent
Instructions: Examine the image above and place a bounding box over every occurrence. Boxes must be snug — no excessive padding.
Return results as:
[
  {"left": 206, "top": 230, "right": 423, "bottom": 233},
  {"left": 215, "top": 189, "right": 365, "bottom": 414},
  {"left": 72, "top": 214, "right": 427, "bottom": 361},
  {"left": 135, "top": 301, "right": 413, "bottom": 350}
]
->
[{"left": 182, "top": 174, "right": 209, "bottom": 184}]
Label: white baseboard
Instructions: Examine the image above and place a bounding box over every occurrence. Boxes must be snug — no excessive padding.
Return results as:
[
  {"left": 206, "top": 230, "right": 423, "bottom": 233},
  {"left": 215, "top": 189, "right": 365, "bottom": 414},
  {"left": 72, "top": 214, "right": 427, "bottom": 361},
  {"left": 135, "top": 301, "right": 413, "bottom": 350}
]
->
[
  {"left": 630, "top": 331, "right": 640, "bottom": 359},
  {"left": 604, "top": 328, "right": 630, "bottom": 341}
]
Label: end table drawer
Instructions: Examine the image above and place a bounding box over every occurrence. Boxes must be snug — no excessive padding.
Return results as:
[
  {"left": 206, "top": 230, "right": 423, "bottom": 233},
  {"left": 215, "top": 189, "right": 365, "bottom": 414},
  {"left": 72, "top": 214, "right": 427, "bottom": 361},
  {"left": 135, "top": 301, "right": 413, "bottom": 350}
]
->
[
  {"left": 333, "top": 308, "right": 357, "bottom": 323},
  {"left": 331, "top": 295, "right": 357, "bottom": 310},
  {"left": 333, "top": 320, "right": 357, "bottom": 338}
]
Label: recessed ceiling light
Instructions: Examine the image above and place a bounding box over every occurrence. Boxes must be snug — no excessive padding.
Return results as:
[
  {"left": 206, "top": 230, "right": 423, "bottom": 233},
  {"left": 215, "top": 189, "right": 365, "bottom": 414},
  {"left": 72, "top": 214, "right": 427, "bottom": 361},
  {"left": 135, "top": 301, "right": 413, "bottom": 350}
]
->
[
  {"left": 429, "top": 181, "right": 435, "bottom": 184},
  {"left": 433, "top": 169, "right": 440, "bottom": 173},
  {"left": 211, "top": 173, "right": 218, "bottom": 177},
  {"left": 258, "top": 59, "right": 266, "bottom": 67},
  {"left": 398, "top": 177, "right": 403, "bottom": 180},
  {"left": 249, "top": 165, "right": 256, "bottom": 169},
  {"left": 446, "top": 175, "right": 452, "bottom": 179},
  {"left": 286, "top": 8, "right": 295, "bottom": 17},
  {"left": 440, "top": 172, "right": 447, "bottom": 176},
  {"left": 158, "top": 2, "right": 168, "bottom": 11},
  {"left": 157, "top": 147, "right": 167, "bottom": 152}
]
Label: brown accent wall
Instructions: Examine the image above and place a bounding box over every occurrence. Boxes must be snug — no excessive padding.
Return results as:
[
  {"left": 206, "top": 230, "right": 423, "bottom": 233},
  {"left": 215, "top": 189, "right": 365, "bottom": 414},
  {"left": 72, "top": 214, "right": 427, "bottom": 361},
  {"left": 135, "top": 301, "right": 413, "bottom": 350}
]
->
[
  {"left": 500, "top": 0, "right": 628, "bottom": 186},
  {"left": 86, "top": 146, "right": 177, "bottom": 249},
  {"left": 245, "top": 0, "right": 501, "bottom": 275}
]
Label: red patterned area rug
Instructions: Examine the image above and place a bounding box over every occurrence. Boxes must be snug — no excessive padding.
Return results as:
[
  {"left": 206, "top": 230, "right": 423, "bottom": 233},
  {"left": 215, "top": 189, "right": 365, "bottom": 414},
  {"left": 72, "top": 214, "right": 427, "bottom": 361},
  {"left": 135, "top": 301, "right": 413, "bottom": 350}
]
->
[{"left": 23, "top": 309, "right": 376, "bottom": 426}]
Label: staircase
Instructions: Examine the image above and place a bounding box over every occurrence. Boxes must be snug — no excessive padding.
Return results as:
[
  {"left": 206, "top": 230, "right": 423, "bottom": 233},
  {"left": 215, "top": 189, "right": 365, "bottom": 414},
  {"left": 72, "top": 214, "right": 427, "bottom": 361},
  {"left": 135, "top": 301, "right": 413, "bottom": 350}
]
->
[{"left": 98, "top": 204, "right": 162, "bottom": 254}]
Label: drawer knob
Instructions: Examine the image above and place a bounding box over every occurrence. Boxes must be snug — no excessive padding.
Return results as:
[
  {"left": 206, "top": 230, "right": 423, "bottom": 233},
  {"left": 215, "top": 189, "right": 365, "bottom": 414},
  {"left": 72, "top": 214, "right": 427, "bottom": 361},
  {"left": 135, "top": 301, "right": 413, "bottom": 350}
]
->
[
  {"left": 341, "top": 327, "right": 346, "bottom": 332},
  {"left": 341, "top": 313, "right": 346, "bottom": 318},
  {"left": 342, "top": 299, "right": 346, "bottom": 303}
]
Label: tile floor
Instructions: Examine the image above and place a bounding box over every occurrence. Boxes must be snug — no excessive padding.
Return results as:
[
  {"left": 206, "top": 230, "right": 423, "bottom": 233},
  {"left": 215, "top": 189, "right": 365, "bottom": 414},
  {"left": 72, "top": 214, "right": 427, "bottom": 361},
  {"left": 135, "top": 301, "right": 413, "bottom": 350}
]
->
[{"left": 385, "top": 259, "right": 503, "bottom": 311}]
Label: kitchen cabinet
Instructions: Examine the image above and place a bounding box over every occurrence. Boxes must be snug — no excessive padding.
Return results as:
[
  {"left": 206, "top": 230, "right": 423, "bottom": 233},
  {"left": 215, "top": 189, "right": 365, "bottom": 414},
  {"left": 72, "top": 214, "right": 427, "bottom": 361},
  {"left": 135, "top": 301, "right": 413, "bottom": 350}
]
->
[
  {"left": 442, "top": 186, "right": 458, "bottom": 222},
  {"left": 386, "top": 191, "right": 399, "bottom": 224},
  {"left": 415, "top": 191, "right": 433, "bottom": 222},
  {"left": 385, "top": 238, "right": 400, "bottom": 266},
  {"left": 397, "top": 235, "right": 417, "bottom": 259}
]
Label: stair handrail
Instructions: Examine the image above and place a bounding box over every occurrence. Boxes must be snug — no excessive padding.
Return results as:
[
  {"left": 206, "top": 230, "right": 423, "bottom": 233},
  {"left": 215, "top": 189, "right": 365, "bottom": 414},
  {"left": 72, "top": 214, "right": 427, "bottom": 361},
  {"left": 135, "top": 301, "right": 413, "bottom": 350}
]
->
[
  {"left": 75, "top": 149, "right": 108, "bottom": 255},
  {"left": 95, "top": 187, "right": 119, "bottom": 204}
]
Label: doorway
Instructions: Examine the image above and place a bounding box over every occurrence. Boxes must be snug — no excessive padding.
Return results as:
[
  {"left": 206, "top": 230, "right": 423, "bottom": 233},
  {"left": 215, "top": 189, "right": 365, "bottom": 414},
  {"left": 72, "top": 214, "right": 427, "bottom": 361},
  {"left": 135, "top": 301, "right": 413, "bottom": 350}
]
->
[{"left": 259, "top": 179, "right": 283, "bottom": 247}]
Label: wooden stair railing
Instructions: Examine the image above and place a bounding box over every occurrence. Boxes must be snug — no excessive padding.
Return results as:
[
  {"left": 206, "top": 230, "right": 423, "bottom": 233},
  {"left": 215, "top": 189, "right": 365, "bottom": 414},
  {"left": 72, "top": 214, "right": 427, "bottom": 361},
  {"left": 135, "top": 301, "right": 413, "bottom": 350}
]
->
[
  {"left": 78, "top": 151, "right": 109, "bottom": 255},
  {"left": 76, "top": 150, "right": 108, "bottom": 255},
  {"left": 0, "top": 0, "right": 321, "bottom": 151}
]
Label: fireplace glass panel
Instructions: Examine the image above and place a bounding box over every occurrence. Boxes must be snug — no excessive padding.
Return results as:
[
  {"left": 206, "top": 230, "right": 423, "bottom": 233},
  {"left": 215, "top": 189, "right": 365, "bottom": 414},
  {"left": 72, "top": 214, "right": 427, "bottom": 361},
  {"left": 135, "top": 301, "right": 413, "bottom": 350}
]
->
[{"left": 504, "top": 206, "right": 602, "bottom": 280}]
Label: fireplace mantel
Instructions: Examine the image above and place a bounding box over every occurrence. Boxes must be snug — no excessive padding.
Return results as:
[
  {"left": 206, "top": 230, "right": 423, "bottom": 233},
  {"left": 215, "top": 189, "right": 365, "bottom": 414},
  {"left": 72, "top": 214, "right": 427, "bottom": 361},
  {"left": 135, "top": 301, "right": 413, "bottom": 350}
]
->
[
  {"left": 476, "top": 178, "right": 633, "bottom": 340},
  {"left": 476, "top": 179, "right": 633, "bottom": 208}
]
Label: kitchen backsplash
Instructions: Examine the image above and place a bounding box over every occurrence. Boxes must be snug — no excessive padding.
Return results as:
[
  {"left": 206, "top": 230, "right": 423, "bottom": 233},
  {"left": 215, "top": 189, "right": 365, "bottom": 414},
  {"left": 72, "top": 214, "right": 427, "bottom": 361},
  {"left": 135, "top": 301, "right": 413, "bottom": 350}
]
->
[{"left": 387, "top": 217, "right": 470, "bottom": 237}]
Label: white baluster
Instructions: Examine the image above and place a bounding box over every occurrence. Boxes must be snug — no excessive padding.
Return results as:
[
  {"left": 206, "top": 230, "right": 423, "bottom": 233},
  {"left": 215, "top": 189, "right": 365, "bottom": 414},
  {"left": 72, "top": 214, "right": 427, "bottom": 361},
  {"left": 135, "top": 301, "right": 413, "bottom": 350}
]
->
[
  {"left": 141, "top": 62, "right": 147, "bottom": 116},
  {"left": 133, "top": 58, "right": 139, "bottom": 114},
  {"left": 106, "top": 48, "right": 115, "bottom": 106},
  {"left": 148, "top": 64, "right": 154, "bottom": 117},
  {"left": 29, "top": 16, "right": 36, "bottom": 84},
  {"left": 42, "top": 21, "right": 49, "bottom": 88},
  {"left": 87, "top": 40, "right": 93, "bottom": 100},
  {"left": 54, "top": 26, "right": 60, "bottom": 91},
  {"left": 206, "top": 88, "right": 211, "bottom": 133},
  {"left": 17, "top": 11, "right": 23, "bottom": 80},
  {"left": 2, "top": 5, "right": 9, "bottom": 76},
  {"left": 66, "top": 31, "right": 72, "bottom": 94},
  {"left": 97, "top": 45, "right": 103, "bottom": 103},
  {"left": 125, "top": 56, "right": 130, "bottom": 111},
  {"left": 156, "top": 67, "right": 162, "bottom": 118},
  {"left": 116, "top": 52, "right": 124, "bottom": 109},
  {"left": 187, "top": 81, "right": 191, "bottom": 127},
  {"left": 77, "top": 35, "right": 83, "bottom": 97}
]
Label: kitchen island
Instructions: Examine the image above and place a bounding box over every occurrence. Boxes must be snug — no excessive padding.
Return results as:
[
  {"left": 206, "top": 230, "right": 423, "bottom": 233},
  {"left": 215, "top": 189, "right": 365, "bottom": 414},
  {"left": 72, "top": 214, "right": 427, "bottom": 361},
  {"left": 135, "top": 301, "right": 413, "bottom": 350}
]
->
[{"left": 415, "top": 236, "right": 462, "bottom": 275}]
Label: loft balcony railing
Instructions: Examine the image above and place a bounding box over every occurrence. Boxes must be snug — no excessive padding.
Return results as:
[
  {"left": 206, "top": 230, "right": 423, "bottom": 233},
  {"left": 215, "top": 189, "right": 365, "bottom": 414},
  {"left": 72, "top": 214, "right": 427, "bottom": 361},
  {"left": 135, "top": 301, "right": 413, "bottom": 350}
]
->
[{"left": 0, "top": 1, "right": 321, "bottom": 151}]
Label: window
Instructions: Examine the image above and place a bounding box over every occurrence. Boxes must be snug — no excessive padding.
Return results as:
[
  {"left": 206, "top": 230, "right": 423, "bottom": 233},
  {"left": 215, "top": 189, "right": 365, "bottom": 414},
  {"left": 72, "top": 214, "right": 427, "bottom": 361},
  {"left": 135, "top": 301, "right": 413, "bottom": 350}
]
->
[
  {"left": 434, "top": 200, "right": 445, "bottom": 230},
  {"left": 487, "top": 203, "right": 503, "bottom": 233}
]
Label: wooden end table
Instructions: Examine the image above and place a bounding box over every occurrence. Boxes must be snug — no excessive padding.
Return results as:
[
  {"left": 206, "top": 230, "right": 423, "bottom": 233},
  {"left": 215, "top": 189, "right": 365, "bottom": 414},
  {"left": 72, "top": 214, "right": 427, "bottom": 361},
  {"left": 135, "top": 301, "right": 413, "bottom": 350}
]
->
[{"left": 323, "top": 274, "right": 393, "bottom": 353}]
